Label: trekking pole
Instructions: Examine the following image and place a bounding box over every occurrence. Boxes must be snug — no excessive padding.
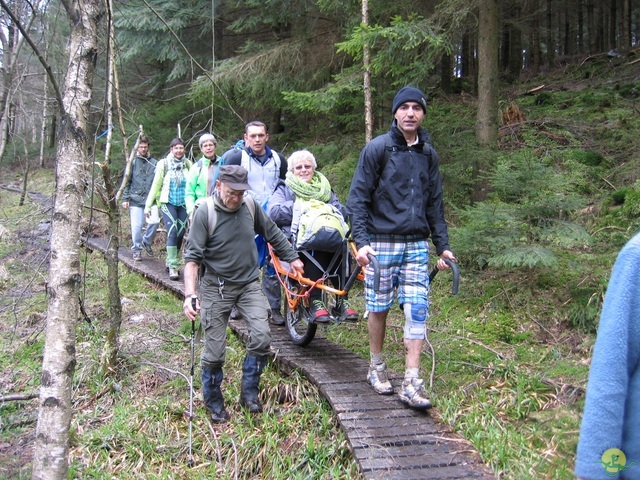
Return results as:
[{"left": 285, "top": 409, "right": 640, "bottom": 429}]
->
[
  {"left": 187, "top": 297, "right": 197, "bottom": 467},
  {"left": 429, "top": 258, "right": 459, "bottom": 295}
]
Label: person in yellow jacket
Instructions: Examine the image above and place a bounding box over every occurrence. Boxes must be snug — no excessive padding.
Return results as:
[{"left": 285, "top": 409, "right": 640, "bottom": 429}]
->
[
  {"left": 185, "top": 133, "right": 222, "bottom": 217},
  {"left": 145, "top": 137, "right": 193, "bottom": 280}
]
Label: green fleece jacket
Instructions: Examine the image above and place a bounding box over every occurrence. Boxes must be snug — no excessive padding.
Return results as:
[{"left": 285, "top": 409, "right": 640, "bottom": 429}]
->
[
  {"left": 145, "top": 155, "right": 192, "bottom": 213},
  {"left": 185, "top": 155, "right": 221, "bottom": 215}
]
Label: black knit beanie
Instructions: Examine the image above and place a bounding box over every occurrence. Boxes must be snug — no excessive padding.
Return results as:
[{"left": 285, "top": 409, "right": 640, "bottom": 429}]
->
[{"left": 391, "top": 86, "right": 428, "bottom": 114}]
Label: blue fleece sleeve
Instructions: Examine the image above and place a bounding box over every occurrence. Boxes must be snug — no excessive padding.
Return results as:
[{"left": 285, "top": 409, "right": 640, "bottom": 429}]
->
[{"left": 575, "top": 233, "right": 640, "bottom": 479}]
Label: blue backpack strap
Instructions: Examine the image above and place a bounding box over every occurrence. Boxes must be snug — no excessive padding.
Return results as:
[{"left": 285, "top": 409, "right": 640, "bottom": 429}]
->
[{"left": 208, "top": 156, "right": 225, "bottom": 196}]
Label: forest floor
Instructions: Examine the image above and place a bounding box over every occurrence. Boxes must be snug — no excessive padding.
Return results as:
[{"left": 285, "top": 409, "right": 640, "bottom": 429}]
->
[
  {"left": 0, "top": 174, "right": 360, "bottom": 479},
  {"left": 2, "top": 53, "right": 640, "bottom": 479}
]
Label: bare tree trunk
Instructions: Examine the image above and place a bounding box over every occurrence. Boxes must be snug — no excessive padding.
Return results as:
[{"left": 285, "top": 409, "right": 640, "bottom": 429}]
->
[
  {"left": 100, "top": 4, "right": 123, "bottom": 372},
  {"left": 620, "top": 0, "right": 630, "bottom": 49},
  {"left": 609, "top": 0, "right": 617, "bottom": 49},
  {"left": 508, "top": 1, "right": 522, "bottom": 81},
  {"left": 529, "top": 0, "right": 542, "bottom": 73},
  {"left": 40, "top": 72, "right": 48, "bottom": 168},
  {"left": 546, "top": 0, "right": 555, "bottom": 67},
  {"left": 112, "top": 57, "right": 130, "bottom": 190},
  {"left": 474, "top": 0, "right": 499, "bottom": 203},
  {"left": 49, "top": 115, "right": 57, "bottom": 149},
  {"left": 31, "top": 0, "right": 103, "bottom": 477},
  {"left": 477, "top": 0, "right": 499, "bottom": 147},
  {"left": 587, "top": 0, "right": 596, "bottom": 53},
  {"left": 362, "top": 0, "right": 373, "bottom": 143},
  {"left": 19, "top": 147, "right": 29, "bottom": 206},
  {"left": 440, "top": 53, "right": 452, "bottom": 94}
]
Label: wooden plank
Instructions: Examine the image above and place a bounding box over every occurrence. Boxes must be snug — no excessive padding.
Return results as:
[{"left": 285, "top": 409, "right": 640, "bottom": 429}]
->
[
  {"left": 362, "top": 464, "right": 489, "bottom": 480},
  {"left": 90, "top": 235, "right": 497, "bottom": 480}
]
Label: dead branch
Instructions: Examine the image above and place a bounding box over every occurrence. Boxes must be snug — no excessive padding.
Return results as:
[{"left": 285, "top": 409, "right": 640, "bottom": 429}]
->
[
  {"left": 524, "top": 85, "right": 546, "bottom": 95},
  {"left": 0, "top": 392, "right": 38, "bottom": 402},
  {"left": 578, "top": 52, "right": 607, "bottom": 67},
  {"left": 453, "top": 335, "right": 506, "bottom": 359}
]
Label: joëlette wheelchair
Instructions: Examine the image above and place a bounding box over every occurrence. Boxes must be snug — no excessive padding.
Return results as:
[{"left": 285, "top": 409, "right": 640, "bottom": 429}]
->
[
  {"left": 269, "top": 239, "right": 460, "bottom": 347},
  {"left": 268, "top": 239, "right": 379, "bottom": 346}
]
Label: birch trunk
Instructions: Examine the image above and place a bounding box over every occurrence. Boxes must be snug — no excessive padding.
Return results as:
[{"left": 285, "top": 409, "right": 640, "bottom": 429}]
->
[
  {"left": 362, "top": 0, "right": 373, "bottom": 143},
  {"left": 31, "top": 0, "right": 103, "bottom": 477}
]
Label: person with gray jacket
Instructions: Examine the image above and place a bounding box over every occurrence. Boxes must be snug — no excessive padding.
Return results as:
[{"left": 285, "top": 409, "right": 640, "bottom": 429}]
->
[{"left": 121, "top": 136, "right": 158, "bottom": 261}]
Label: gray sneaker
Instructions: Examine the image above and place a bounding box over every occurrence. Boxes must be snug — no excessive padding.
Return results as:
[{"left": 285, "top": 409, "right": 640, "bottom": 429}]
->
[
  {"left": 367, "top": 363, "right": 394, "bottom": 395},
  {"left": 142, "top": 243, "right": 154, "bottom": 256},
  {"left": 133, "top": 251, "right": 142, "bottom": 261},
  {"left": 398, "top": 378, "right": 432, "bottom": 409},
  {"left": 168, "top": 268, "right": 179, "bottom": 280}
]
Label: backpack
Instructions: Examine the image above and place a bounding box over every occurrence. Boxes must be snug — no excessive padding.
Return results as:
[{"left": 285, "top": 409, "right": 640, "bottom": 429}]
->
[
  {"left": 203, "top": 195, "right": 268, "bottom": 267},
  {"left": 290, "top": 198, "right": 348, "bottom": 252},
  {"left": 379, "top": 133, "right": 434, "bottom": 179}
]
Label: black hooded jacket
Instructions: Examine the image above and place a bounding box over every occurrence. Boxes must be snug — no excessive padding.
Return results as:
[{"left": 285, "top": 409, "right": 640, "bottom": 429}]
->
[{"left": 346, "top": 122, "right": 450, "bottom": 255}]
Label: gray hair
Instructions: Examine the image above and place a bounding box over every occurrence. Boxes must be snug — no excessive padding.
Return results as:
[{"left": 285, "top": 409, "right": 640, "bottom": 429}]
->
[
  {"left": 199, "top": 133, "right": 217, "bottom": 148},
  {"left": 287, "top": 150, "right": 317, "bottom": 173}
]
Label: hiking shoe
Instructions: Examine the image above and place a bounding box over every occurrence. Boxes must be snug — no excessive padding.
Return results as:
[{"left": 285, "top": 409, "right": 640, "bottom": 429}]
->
[
  {"left": 398, "top": 378, "right": 432, "bottom": 409},
  {"left": 142, "top": 243, "right": 154, "bottom": 256},
  {"left": 337, "top": 298, "right": 358, "bottom": 322},
  {"left": 269, "top": 310, "right": 285, "bottom": 326},
  {"left": 168, "top": 268, "right": 179, "bottom": 280},
  {"left": 310, "top": 299, "right": 331, "bottom": 323},
  {"left": 230, "top": 305, "right": 241, "bottom": 320},
  {"left": 367, "top": 363, "right": 394, "bottom": 395},
  {"left": 209, "top": 407, "right": 230, "bottom": 424},
  {"left": 132, "top": 251, "right": 142, "bottom": 262}
]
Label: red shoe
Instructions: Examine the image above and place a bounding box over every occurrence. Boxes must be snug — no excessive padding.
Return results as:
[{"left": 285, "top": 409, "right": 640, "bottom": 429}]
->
[
  {"left": 310, "top": 299, "right": 331, "bottom": 323},
  {"left": 339, "top": 299, "right": 359, "bottom": 322}
]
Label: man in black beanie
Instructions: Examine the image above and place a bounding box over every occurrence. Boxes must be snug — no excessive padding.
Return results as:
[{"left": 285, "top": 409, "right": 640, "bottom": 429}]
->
[{"left": 346, "top": 86, "right": 456, "bottom": 409}]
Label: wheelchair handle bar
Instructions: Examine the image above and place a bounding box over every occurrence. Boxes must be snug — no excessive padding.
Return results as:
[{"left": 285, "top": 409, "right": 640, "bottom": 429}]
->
[
  {"left": 344, "top": 253, "right": 380, "bottom": 293},
  {"left": 429, "top": 258, "right": 459, "bottom": 295}
]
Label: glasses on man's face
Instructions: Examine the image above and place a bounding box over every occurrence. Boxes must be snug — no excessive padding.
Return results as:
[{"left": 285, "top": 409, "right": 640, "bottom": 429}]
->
[
  {"left": 225, "top": 188, "right": 244, "bottom": 199},
  {"left": 294, "top": 164, "right": 313, "bottom": 171}
]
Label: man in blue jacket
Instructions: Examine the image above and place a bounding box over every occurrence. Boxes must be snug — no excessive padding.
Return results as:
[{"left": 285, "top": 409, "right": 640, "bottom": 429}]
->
[
  {"left": 347, "top": 86, "right": 456, "bottom": 409},
  {"left": 122, "top": 136, "right": 158, "bottom": 261},
  {"left": 225, "top": 121, "right": 288, "bottom": 325}
]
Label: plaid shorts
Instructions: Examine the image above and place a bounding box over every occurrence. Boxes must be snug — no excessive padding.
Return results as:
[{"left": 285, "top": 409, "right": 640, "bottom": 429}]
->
[{"left": 365, "top": 235, "right": 430, "bottom": 312}]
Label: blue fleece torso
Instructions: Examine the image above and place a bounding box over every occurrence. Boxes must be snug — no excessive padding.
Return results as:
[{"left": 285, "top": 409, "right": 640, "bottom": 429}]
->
[{"left": 575, "top": 232, "right": 640, "bottom": 479}]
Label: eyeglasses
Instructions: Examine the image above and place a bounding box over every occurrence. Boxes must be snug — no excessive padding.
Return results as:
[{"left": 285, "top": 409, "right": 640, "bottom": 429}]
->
[
  {"left": 294, "top": 165, "right": 313, "bottom": 171},
  {"left": 225, "top": 189, "right": 244, "bottom": 199}
]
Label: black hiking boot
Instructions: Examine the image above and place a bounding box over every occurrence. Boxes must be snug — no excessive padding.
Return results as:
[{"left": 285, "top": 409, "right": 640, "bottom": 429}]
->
[
  {"left": 239, "top": 354, "right": 267, "bottom": 413},
  {"left": 202, "top": 365, "right": 229, "bottom": 423}
]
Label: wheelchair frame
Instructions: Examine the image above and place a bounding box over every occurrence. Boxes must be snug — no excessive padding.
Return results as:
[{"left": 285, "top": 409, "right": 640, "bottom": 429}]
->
[
  {"left": 269, "top": 241, "right": 458, "bottom": 347},
  {"left": 268, "top": 241, "right": 379, "bottom": 346}
]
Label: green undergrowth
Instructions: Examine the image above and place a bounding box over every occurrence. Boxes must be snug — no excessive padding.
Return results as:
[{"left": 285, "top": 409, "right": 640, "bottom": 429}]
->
[
  {"left": 3, "top": 59, "right": 640, "bottom": 478},
  {"left": 0, "top": 182, "right": 359, "bottom": 479},
  {"left": 327, "top": 268, "right": 590, "bottom": 479}
]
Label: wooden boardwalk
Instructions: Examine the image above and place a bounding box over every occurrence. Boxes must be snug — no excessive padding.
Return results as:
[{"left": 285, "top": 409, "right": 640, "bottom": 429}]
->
[{"left": 85, "top": 237, "right": 495, "bottom": 479}]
